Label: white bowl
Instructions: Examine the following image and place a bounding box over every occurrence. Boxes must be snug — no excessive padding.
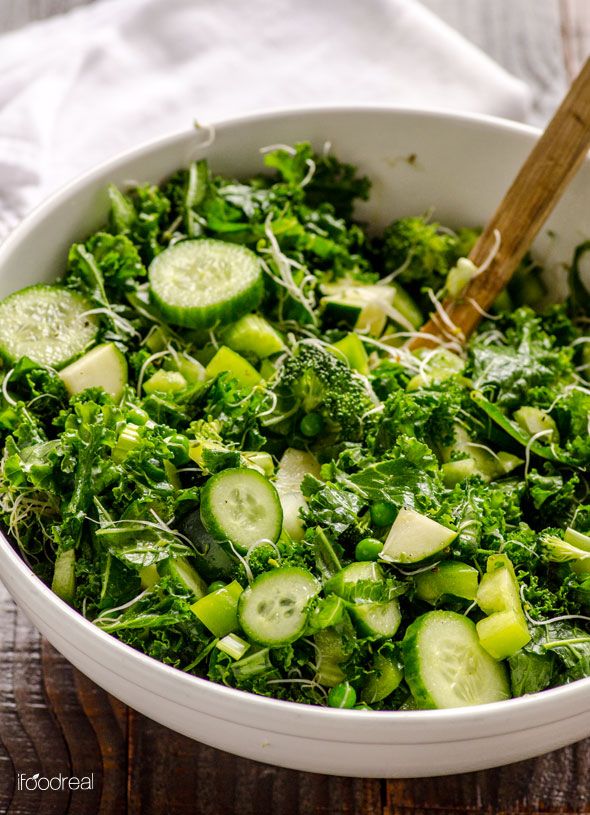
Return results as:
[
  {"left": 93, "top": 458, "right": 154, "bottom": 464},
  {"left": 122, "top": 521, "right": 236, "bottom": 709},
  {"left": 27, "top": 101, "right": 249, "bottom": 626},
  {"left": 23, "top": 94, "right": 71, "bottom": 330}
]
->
[{"left": 0, "top": 108, "right": 589, "bottom": 778}]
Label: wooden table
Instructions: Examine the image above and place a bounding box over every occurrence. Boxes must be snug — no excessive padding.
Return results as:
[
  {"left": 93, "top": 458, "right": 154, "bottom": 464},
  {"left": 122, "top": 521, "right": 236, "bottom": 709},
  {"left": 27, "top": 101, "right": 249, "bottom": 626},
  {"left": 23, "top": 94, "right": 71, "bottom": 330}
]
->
[{"left": 1, "top": 2, "right": 590, "bottom": 813}]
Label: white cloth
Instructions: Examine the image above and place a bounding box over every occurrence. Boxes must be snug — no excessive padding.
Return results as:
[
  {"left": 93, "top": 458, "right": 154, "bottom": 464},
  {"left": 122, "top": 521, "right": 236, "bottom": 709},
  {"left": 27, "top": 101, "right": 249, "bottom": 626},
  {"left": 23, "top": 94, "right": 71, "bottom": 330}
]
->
[{"left": 0, "top": 0, "right": 530, "bottom": 241}]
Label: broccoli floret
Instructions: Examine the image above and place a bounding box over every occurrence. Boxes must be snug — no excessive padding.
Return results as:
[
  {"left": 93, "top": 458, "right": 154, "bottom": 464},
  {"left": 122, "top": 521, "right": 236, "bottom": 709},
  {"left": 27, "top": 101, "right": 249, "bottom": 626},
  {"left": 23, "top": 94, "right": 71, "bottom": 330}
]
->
[
  {"left": 381, "top": 216, "right": 457, "bottom": 291},
  {"left": 272, "top": 343, "right": 375, "bottom": 442}
]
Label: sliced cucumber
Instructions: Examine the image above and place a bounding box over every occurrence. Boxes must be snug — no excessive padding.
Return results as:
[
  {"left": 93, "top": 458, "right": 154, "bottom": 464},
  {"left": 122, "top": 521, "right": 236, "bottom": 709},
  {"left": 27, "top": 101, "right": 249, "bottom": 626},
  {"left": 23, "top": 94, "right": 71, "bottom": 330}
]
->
[
  {"left": 143, "top": 369, "right": 187, "bottom": 395},
  {"left": 59, "top": 342, "right": 128, "bottom": 400},
  {"left": 325, "top": 561, "right": 384, "bottom": 600},
  {"left": 0, "top": 284, "right": 97, "bottom": 368},
  {"left": 205, "top": 345, "right": 262, "bottom": 390},
  {"left": 476, "top": 610, "right": 531, "bottom": 661},
  {"left": 349, "top": 599, "right": 401, "bottom": 639},
  {"left": 381, "top": 508, "right": 456, "bottom": 564},
  {"left": 361, "top": 652, "right": 404, "bottom": 704},
  {"left": 414, "top": 561, "right": 479, "bottom": 605},
  {"left": 165, "top": 354, "right": 206, "bottom": 384},
  {"left": 139, "top": 564, "right": 160, "bottom": 589},
  {"left": 476, "top": 554, "right": 522, "bottom": 615},
  {"left": 329, "top": 332, "right": 369, "bottom": 375},
  {"left": 441, "top": 424, "right": 523, "bottom": 485},
  {"left": 320, "top": 280, "right": 423, "bottom": 337},
  {"left": 274, "top": 448, "right": 320, "bottom": 541},
  {"left": 402, "top": 611, "right": 511, "bottom": 709},
  {"left": 475, "top": 554, "right": 530, "bottom": 659},
  {"left": 149, "top": 239, "right": 263, "bottom": 329},
  {"left": 200, "top": 467, "right": 283, "bottom": 553},
  {"left": 320, "top": 281, "right": 422, "bottom": 336},
  {"left": 238, "top": 566, "right": 319, "bottom": 646},
  {"left": 221, "top": 314, "right": 285, "bottom": 358},
  {"left": 159, "top": 556, "right": 208, "bottom": 600},
  {"left": 513, "top": 406, "right": 559, "bottom": 444},
  {"left": 406, "top": 347, "right": 465, "bottom": 390},
  {"left": 52, "top": 548, "right": 76, "bottom": 604}
]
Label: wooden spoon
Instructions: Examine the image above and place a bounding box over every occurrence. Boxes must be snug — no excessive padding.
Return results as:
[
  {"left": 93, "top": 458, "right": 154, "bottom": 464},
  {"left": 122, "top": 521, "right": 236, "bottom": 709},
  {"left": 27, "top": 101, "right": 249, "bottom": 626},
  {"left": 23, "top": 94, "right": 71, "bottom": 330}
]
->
[{"left": 409, "top": 57, "right": 590, "bottom": 350}]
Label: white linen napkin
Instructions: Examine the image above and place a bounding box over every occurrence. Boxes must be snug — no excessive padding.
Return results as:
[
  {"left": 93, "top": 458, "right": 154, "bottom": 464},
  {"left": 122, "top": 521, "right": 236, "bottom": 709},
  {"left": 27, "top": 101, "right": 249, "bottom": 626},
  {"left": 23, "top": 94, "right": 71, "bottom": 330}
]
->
[{"left": 0, "top": 0, "right": 530, "bottom": 241}]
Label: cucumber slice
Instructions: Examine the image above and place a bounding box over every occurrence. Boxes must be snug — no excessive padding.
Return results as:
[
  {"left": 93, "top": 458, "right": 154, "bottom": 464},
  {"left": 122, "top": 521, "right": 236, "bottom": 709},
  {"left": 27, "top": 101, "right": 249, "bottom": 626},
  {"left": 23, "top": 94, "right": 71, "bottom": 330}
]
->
[
  {"left": 59, "top": 342, "right": 128, "bottom": 400},
  {"left": 325, "top": 561, "right": 384, "bottom": 600},
  {"left": 361, "top": 653, "right": 404, "bottom": 704},
  {"left": 143, "top": 369, "right": 187, "bottom": 395},
  {"left": 139, "top": 564, "right": 160, "bottom": 589},
  {"left": 200, "top": 467, "right": 283, "bottom": 553},
  {"left": 0, "top": 284, "right": 97, "bottom": 368},
  {"left": 165, "top": 354, "right": 206, "bottom": 384},
  {"left": 441, "top": 458, "right": 480, "bottom": 487},
  {"left": 221, "top": 314, "right": 285, "bottom": 358},
  {"left": 441, "top": 425, "right": 523, "bottom": 485},
  {"left": 513, "top": 406, "right": 559, "bottom": 444},
  {"left": 238, "top": 566, "right": 319, "bottom": 646},
  {"left": 407, "top": 348, "right": 464, "bottom": 390},
  {"left": 52, "top": 548, "right": 76, "bottom": 604},
  {"left": 475, "top": 554, "right": 531, "bottom": 659},
  {"left": 476, "top": 610, "right": 531, "bottom": 660},
  {"left": 148, "top": 239, "right": 263, "bottom": 329},
  {"left": 320, "top": 281, "right": 422, "bottom": 336},
  {"left": 476, "top": 555, "right": 522, "bottom": 615},
  {"left": 349, "top": 599, "right": 401, "bottom": 639},
  {"left": 381, "top": 508, "right": 457, "bottom": 564},
  {"left": 402, "top": 611, "right": 511, "bottom": 709},
  {"left": 274, "top": 448, "right": 320, "bottom": 541},
  {"left": 158, "top": 556, "right": 208, "bottom": 600},
  {"left": 205, "top": 345, "right": 262, "bottom": 390},
  {"left": 414, "top": 561, "right": 479, "bottom": 605},
  {"left": 329, "top": 333, "right": 369, "bottom": 375}
]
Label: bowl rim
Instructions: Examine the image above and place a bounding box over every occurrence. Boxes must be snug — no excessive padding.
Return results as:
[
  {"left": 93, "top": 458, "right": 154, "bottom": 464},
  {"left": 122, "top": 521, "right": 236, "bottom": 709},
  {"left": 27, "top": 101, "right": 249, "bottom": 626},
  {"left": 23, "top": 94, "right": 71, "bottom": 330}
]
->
[{"left": 0, "top": 104, "right": 588, "bottom": 740}]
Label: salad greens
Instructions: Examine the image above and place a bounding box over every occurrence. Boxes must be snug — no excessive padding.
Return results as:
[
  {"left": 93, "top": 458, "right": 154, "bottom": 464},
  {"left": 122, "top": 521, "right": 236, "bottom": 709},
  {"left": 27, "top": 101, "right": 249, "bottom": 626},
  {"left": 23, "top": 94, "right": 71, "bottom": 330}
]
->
[{"left": 1, "top": 142, "right": 590, "bottom": 710}]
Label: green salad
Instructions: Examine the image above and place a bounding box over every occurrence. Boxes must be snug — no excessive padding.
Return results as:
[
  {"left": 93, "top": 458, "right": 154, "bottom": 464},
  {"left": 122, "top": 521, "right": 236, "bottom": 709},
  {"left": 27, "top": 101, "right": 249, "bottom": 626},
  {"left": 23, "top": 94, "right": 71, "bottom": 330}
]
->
[{"left": 1, "top": 142, "right": 590, "bottom": 711}]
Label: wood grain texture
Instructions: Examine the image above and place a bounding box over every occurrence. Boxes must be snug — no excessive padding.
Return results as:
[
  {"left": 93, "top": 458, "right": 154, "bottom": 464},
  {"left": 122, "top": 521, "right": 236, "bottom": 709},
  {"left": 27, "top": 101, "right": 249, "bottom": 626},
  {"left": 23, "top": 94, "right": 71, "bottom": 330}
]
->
[
  {"left": 0, "top": 2, "right": 590, "bottom": 814},
  {"left": 411, "top": 56, "right": 590, "bottom": 348}
]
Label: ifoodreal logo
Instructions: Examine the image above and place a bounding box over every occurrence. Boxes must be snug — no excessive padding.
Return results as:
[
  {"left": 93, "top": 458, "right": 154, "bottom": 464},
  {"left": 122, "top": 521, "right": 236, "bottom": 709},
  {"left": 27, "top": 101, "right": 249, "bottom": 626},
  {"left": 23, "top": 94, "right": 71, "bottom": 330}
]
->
[{"left": 17, "top": 772, "right": 94, "bottom": 791}]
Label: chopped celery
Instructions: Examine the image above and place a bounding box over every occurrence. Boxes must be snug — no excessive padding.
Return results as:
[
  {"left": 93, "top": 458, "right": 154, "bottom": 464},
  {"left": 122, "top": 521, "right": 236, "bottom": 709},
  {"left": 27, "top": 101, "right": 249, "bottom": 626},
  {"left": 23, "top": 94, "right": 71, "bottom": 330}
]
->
[{"left": 191, "top": 580, "right": 243, "bottom": 637}]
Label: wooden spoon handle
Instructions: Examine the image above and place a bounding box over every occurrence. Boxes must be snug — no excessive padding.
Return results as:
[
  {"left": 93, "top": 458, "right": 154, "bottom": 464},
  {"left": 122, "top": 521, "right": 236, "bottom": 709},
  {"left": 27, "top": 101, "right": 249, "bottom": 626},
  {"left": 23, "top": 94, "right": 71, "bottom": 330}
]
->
[{"left": 409, "top": 57, "right": 590, "bottom": 350}]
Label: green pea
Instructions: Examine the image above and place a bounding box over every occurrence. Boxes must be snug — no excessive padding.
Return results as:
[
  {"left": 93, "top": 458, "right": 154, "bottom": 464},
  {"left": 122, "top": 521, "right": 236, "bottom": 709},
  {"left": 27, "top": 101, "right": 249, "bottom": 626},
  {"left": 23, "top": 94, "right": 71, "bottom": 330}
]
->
[
  {"left": 355, "top": 537, "right": 384, "bottom": 562},
  {"left": 370, "top": 500, "right": 396, "bottom": 527},
  {"left": 300, "top": 412, "right": 323, "bottom": 437},
  {"left": 208, "top": 581, "right": 226, "bottom": 594},
  {"left": 327, "top": 682, "right": 357, "bottom": 709}
]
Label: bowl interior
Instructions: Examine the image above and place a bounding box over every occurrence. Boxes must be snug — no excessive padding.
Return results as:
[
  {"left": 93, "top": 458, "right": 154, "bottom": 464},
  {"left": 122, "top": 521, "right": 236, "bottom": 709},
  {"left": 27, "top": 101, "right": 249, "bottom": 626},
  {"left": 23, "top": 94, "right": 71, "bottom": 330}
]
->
[{"left": 1, "top": 107, "right": 589, "bottom": 777}]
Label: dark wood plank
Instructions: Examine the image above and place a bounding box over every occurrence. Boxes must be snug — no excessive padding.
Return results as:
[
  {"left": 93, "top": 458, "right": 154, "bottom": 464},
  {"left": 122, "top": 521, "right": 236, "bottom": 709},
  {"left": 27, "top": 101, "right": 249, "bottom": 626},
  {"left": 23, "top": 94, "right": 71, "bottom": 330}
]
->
[
  {"left": 127, "top": 709, "right": 383, "bottom": 815},
  {"left": 41, "top": 642, "right": 104, "bottom": 815},
  {"left": 72, "top": 672, "right": 127, "bottom": 815},
  {"left": 385, "top": 738, "right": 590, "bottom": 814},
  {"left": 0, "top": 590, "right": 73, "bottom": 815}
]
